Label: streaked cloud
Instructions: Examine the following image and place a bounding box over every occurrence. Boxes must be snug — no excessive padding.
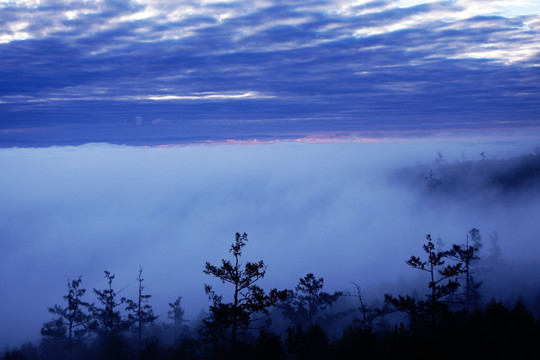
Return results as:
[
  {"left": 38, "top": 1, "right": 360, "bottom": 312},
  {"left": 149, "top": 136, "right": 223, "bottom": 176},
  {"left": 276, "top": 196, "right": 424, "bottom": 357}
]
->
[
  {"left": 133, "top": 91, "right": 275, "bottom": 101},
  {"left": 0, "top": 0, "right": 539, "bottom": 146},
  {"left": 0, "top": 91, "right": 273, "bottom": 103}
]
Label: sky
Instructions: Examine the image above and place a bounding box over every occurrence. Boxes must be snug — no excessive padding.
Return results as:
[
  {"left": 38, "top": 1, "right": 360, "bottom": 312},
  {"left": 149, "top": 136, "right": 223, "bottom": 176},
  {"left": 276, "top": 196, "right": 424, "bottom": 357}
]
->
[
  {"left": 1, "top": 0, "right": 540, "bottom": 350},
  {"left": 0, "top": 0, "right": 539, "bottom": 146}
]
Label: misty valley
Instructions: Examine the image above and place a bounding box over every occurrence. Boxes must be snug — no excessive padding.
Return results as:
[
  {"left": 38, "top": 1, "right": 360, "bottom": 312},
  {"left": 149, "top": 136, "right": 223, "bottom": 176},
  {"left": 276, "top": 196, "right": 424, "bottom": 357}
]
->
[{"left": 2, "top": 144, "right": 540, "bottom": 360}]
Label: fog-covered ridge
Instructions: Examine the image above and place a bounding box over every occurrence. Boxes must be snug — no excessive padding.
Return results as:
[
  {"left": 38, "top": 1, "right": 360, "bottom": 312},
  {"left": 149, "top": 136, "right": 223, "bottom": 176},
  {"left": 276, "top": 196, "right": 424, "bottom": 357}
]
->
[{"left": 393, "top": 148, "right": 540, "bottom": 201}]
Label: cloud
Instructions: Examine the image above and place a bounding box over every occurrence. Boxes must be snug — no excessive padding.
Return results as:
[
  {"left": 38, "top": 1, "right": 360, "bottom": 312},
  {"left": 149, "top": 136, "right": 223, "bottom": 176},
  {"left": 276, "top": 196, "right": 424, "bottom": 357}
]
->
[{"left": 131, "top": 91, "right": 275, "bottom": 101}]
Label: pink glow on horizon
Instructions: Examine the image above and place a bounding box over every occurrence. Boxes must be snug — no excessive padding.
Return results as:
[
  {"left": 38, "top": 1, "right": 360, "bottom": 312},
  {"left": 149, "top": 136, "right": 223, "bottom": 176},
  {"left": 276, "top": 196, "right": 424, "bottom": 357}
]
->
[{"left": 136, "top": 126, "right": 540, "bottom": 148}]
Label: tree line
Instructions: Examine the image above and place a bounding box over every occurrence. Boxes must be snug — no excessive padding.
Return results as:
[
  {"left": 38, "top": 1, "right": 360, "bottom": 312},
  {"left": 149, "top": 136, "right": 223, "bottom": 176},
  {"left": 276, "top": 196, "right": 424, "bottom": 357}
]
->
[
  {"left": 396, "top": 147, "right": 540, "bottom": 197},
  {"left": 3, "top": 230, "right": 540, "bottom": 360}
]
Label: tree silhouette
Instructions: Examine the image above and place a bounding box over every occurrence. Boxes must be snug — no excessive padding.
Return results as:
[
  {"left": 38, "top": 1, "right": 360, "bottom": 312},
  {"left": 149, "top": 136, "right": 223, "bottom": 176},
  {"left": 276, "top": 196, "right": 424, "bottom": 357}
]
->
[
  {"left": 41, "top": 277, "right": 91, "bottom": 345},
  {"left": 168, "top": 296, "right": 189, "bottom": 336},
  {"left": 203, "top": 232, "right": 287, "bottom": 349},
  {"left": 90, "top": 270, "right": 129, "bottom": 336},
  {"left": 124, "top": 266, "right": 157, "bottom": 347},
  {"left": 279, "top": 273, "right": 342, "bottom": 327},
  {"left": 448, "top": 228, "right": 482, "bottom": 310},
  {"left": 424, "top": 170, "right": 442, "bottom": 190},
  {"left": 346, "top": 282, "right": 385, "bottom": 331},
  {"left": 386, "top": 234, "right": 465, "bottom": 330}
]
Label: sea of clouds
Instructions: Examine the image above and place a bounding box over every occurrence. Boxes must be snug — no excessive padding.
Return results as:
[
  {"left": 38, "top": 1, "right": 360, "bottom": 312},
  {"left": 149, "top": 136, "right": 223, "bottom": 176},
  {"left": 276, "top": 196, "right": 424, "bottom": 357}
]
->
[{"left": 1, "top": 133, "right": 540, "bottom": 347}]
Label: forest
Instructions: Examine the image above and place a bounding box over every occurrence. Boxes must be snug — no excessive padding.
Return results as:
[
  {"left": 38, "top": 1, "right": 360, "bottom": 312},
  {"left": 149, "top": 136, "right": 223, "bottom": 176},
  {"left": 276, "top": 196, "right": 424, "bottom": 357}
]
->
[{"left": 3, "top": 150, "right": 540, "bottom": 360}]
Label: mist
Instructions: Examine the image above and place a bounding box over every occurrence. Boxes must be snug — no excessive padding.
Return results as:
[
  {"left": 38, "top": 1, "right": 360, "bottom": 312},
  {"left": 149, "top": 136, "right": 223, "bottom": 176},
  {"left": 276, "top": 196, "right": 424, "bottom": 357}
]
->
[{"left": 1, "top": 132, "right": 540, "bottom": 348}]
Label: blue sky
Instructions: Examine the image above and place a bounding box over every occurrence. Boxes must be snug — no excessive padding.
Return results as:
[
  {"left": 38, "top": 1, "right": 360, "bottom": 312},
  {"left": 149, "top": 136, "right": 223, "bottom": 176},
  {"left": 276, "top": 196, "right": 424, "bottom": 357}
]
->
[{"left": 1, "top": 0, "right": 539, "bottom": 146}]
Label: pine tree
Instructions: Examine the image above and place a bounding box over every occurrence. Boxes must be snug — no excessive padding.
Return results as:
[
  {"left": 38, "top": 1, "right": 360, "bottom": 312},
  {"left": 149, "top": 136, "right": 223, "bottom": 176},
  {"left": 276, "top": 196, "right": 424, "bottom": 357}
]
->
[
  {"left": 203, "top": 232, "right": 287, "bottom": 349},
  {"left": 90, "top": 270, "right": 129, "bottom": 336},
  {"left": 386, "top": 234, "right": 465, "bottom": 329},
  {"left": 168, "top": 296, "right": 188, "bottom": 336},
  {"left": 41, "top": 277, "right": 91, "bottom": 344},
  {"left": 124, "top": 266, "right": 158, "bottom": 347},
  {"left": 279, "top": 273, "right": 342, "bottom": 327},
  {"left": 448, "top": 228, "right": 483, "bottom": 310}
]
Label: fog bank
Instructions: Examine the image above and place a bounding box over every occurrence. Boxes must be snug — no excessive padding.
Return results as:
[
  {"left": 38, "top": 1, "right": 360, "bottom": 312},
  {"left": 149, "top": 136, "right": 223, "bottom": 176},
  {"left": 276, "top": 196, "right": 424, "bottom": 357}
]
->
[{"left": 1, "top": 133, "right": 540, "bottom": 347}]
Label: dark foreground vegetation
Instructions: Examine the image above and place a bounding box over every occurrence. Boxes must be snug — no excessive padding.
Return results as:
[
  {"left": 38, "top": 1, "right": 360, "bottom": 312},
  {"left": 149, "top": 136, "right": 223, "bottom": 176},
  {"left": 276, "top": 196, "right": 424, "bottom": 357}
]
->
[
  {"left": 3, "top": 229, "right": 540, "bottom": 360},
  {"left": 3, "top": 150, "right": 540, "bottom": 359}
]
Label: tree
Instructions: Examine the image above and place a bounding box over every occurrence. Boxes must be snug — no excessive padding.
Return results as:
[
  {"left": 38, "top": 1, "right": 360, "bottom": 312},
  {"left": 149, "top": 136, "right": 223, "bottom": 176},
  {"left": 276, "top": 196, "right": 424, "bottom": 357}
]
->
[
  {"left": 168, "top": 296, "right": 189, "bottom": 336},
  {"left": 435, "top": 151, "right": 445, "bottom": 164},
  {"left": 124, "top": 266, "right": 158, "bottom": 347},
  {"left": 203, "top": 232, "right": 287, "bottom": 349},
  {"left": 279, "top": 273, "right": 342, "bottom": 327},
  {"left": 90, "top": 270, "right": 129, "bottom": 336},
  {"left": 448, "top": 228, "right": 483, "bottom": 310},
  {"left": 346, "top": 282, "right": 385, "bottom": 331},
  {"left": 41, "top": 277, "right": 91, "bottom": 344},
  {"left": 386, "top": 234, "right": 464, "bottom": 329},
  {"left": 424, "top": 170, "right": 442, "bottom": 191}
]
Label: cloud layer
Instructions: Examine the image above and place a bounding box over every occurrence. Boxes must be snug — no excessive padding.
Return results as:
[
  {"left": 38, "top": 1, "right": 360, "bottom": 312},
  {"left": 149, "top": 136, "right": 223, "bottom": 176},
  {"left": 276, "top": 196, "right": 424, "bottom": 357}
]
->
[{"left": 1, "top": 0, "right": 539, "bottom": 146}]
